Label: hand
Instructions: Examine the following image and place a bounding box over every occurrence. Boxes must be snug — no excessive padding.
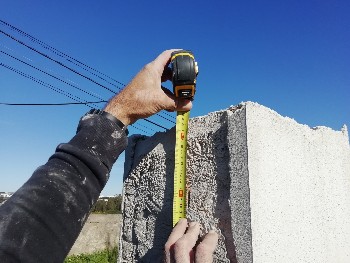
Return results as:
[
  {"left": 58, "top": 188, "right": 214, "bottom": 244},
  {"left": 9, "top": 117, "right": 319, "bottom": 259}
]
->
[
  {"left": 164, "top": 219, "right": 218, "bottom": 263},
  {"left": 104, "top": 49, "right": 193, "bottom": 125}
]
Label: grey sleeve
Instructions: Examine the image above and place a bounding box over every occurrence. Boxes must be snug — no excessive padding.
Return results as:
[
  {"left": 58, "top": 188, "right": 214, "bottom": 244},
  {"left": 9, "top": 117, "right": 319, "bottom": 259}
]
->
[{"left": 0, "top": 112, "right": 128, "bottom": 263}]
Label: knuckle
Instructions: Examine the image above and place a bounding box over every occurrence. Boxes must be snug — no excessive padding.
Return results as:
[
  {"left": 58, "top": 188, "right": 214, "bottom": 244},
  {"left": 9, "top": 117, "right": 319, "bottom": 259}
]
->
[
  {"left": 196, "top": 242, "right": 212, "bottom": 255},
  {"left": 143, "top": 62, "right": 153, "bottom": 70},
  {"left": 143, "top": 62, "right": 156, "bottom": 75},
  {"left": 164, "top": 241, "right": 172, "bottom": 252},
  {"left": 174, "top": 238, "right": 188, "bottom": 252}
]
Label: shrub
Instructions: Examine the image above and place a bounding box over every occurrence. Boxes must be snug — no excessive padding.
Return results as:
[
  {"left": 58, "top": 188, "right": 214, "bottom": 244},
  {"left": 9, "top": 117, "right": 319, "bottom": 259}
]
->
[{"left": 64, "top": 246, "right": 117, "bottom": 263}]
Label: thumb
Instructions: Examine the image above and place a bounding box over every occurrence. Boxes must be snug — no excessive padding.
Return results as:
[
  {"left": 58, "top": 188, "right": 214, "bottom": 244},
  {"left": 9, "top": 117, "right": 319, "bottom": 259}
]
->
[
  {"left": 160, "top": 89, "right": 193, "bottom": 112},
  {"left": 175, "top": 98, "right": 192, "bottom": 111}
]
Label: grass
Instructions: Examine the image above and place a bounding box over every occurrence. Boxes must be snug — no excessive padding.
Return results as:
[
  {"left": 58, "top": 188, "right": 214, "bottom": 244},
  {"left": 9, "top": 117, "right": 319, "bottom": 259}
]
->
[{"left": 64, "top": 247, "right": 117, "bottom": 263}]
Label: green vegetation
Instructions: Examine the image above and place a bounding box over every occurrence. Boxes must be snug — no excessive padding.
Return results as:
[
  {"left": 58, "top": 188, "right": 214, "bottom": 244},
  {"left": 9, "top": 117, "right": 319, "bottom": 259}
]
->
[
  {"left": 91, "top": 195, "right": 122, "bottom": 214},
  {"left": 64, "top": 247, "right": 117, "bottom": 263}
]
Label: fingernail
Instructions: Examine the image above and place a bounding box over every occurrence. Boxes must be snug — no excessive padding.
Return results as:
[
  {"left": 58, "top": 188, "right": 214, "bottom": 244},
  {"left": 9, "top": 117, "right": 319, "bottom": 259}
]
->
[{"left": 179, "top": 218, "right": 187, "bottom": 224}]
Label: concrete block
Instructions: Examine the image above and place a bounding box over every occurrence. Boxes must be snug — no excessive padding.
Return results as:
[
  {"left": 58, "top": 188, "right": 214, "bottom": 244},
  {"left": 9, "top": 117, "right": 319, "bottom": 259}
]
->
[
  {"left": 69, "top": 214, "right": 121, "bottom": 256},
  {"left": 119, "top": 102, "right": 350, "bottom": 263}
]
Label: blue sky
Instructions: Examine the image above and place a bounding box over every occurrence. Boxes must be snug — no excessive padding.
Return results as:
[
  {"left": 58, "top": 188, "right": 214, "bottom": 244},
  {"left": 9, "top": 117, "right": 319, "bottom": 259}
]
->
[{"left": 0, "top": 0, "right": 349, "bottom": 195}]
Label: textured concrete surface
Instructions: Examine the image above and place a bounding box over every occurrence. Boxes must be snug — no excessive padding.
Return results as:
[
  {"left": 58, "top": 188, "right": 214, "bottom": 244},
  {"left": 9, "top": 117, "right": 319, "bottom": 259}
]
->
[
  {"left": 69, "top": 214, "right": 121, "bottom": 256},
  {"left": 120, "top": 102, "right": 350, "bottom": 263},
  {"left": 245, "top": 103, "right": 350, "bottom": 263}
]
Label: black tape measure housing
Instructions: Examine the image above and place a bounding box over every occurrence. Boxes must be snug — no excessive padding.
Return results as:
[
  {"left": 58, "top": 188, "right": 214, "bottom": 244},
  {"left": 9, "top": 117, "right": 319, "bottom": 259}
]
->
[{"left": 171, "top": 50, "right": 197, "bottom": 99}]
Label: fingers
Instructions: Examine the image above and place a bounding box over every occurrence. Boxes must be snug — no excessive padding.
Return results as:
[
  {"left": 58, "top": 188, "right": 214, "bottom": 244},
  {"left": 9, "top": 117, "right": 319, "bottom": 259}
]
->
[
  {"left": 105, "top": 49, "right": 192, "bottom": 123},
  {"left": 164, "top": 221, "right": 218, "bottom": 263},
  {"left": 164, "top": 219, "right": 188, "bottom": 263},
  {"left": 160, "top": 87, "right": 193, "bottom": 112},
  {"left": 173, "top": 222, "right": 201, "bottom": 263},
  {"left": 175, "top": 98, "right": 192, "bottom": 112},
  {"left": 195, "top": 230, "right": 219, "bottom": 263},
  {"left": 165, "top": 219, "right": 188, "bottom": 248},
  {"left": 156, "top": 49, "right": 193, "bottom": 113},
  {"left": 163, "top": 96, "right": 192, "bottom": 112},
  {"left": 161, "top": 66, "right": 173, "bottom": 82},
  {"left": 153, "top": 49, "right": 180, "bottom": 75}
]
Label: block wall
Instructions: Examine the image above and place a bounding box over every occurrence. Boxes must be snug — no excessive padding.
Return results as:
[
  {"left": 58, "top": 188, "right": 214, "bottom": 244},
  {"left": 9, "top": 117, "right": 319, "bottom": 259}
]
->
[{"left": 119, "top": 102, "right": 350, "bottom": 263}]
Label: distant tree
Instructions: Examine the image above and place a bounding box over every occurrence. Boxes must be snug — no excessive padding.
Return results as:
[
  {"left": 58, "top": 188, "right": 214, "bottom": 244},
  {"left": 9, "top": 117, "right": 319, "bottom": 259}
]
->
[{"left": 91, "top": 196, "right": 122, "bottom": 214}]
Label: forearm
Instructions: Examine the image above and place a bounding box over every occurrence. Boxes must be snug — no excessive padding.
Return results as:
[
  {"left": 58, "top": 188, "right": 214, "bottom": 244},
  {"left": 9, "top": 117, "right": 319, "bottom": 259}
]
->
[{"left": 0, "top": 111, "right": 127, "bottom": 263}]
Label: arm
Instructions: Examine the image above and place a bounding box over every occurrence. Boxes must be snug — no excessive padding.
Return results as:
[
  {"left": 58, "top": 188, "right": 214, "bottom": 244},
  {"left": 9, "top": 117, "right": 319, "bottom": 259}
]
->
[
  {"left": 0, "top": 112, "right": 127, "bottom": 262},
  {"left": 0, "top": 50, "right": 192, "bottom": 263}
]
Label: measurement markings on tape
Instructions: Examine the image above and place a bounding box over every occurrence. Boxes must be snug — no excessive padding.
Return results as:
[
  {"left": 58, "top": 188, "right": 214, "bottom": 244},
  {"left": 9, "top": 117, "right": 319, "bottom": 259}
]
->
[
  {"left": 170, "top": 49, "right": 198, "bottom": 227},
  {"left": 173, "top": 110, "right": 190, "bottom": 227}
]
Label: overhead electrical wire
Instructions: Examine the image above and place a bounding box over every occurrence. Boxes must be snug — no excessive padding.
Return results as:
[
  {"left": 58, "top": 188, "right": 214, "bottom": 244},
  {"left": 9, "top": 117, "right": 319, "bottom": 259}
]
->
[
  {"left": 0, "top": 62, "right": 160, "bottom": 133},
  {"left": 0, "top": 21, "right": 175, "bottom": 132},
  {"left": 0, "top": 48, "right": 170, "bottom": 129},
  {"left": 0, "top": 19, "right": 174, "bottom": 121},
  {"left": 0, "top": 30, "right": 175, "bottom": 125},
  {"left": 0, "top": 29, "right": 117, "bottom": 94},
  {"left": 0, "top": 19, "right": 125, "bottom": 87},
  {"left": 0, "top": 50, "right": 105, "bottom": 101},
  {"left": 131, "top": 124, "right": 151, "bottom": 136},
  {"left": 0, "top": 101, "right": 107, "bottom": 106},
  {"left": 134, "top": 122, "right": 156, "bottom": 133},
  {"left": 0, "top": 62, "right": 96, "bottom": 108},
  {"left": 0, "top": 59, "right": 170, "bottom": 131}
]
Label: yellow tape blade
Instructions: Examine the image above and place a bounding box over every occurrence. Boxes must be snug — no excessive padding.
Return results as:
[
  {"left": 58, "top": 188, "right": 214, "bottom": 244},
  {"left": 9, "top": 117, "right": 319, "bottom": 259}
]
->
[{"left": 173, "top": 111, "right": 190, "bottom": 227}]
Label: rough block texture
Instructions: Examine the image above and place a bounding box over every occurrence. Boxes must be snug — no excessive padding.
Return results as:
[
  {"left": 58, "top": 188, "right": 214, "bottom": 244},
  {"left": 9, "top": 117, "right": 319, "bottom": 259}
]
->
[
  {"left": 119, "top": 102, "right": 350, "bottom": 263},
  {"left": 69, "top": 214, "right": 121, "bottom": 256}
]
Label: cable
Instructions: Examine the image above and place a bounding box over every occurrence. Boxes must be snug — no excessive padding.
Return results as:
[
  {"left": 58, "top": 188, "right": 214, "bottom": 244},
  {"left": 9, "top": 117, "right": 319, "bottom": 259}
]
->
[
  {"left": 0, "top": 29, "right": 117, "bottom": 94},
  {"left": 0, "top": 20, "right": 175, "bottom": 121},
  {"left": 144, "top": 118, "right": 168, "bottom": 130},
  {"left": 0, "top": 24, "right": 175, "bottom": 130},
  {"left": 0, "top": 101, "right": 107, "bottom": 106},
  {"left": 155, "top": 113, "right": 175, "bottom": 123},
  {"left": 0, "top": 62, "right": 96, "bottom": 108},
  {"left": 1, "top": 59, "right": 169, "bottom": 130},
  {"left": 1, "top": 52, "right": 174, "bottom": 128},
  {"left": 0, "top": 29, "right": 174, "bottom": 125},
  {"left": 130, "top": 123, "right": 151, "bottom": 136},
  {"left": 135, "top": 122, "right": 157, "bottom": 133},
  {"left": 0, "top": 50, "right": 105, "bottom": 100},
  {"left": 0, "top": 63, "right": 155, "bottom": 133},
  {"left": 0, "top": 19, "right": 125, "bottom": 87}
]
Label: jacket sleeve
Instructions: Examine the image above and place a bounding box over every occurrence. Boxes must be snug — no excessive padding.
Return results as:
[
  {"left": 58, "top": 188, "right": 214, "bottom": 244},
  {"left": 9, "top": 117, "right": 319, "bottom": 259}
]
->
[{"left": 0, "top": 112, "right": 128, "bottom": 263}]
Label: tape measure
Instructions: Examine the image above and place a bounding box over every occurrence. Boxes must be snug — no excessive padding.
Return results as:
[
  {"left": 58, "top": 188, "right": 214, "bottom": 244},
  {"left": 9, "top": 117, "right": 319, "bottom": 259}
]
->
[
  {"left": 170, "top": 50, "right": 198, "bottom": 226},
  {"left": 173, "top": 111, "right": 190, "bottom": 226}
]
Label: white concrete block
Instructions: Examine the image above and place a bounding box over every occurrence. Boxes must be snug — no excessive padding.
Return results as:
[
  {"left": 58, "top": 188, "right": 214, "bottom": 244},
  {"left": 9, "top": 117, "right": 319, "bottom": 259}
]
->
[
  {"left": 244, "top": 102, "right": 350, "bottom": 263},
  {"left": 119, "top": 102, "right": 350, "bottom": 263}
]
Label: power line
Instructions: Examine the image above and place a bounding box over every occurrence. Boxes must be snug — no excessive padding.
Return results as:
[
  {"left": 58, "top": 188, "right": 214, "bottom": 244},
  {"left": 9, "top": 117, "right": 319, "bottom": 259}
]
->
[
  {"left": 0, "top": 101, "right": 107, "bottom": 106},
  {"left": 0, "top": 29, "right": 175, "bottom": 124},
  {"left": 0, "top": 63, "right": 159, "bottom": 133},
  {"left": 1, "top": 59, "right": 169, "bottom": 130},
  {"left": 0, "top": 22, "right": 175, "bottom": 131},
  {"left": 0, "top": 29, "right": 117, "bottom": 94},
  {"left": 0, "top": 19, "right": 175, "bottom": 121},
  {"left": 0, "top": 19, "right": 125, "bottom": 87},
  {"left": 0, "top": 63, "right": 96, "bottom": 108},
  {"left": 135, "top": 121, "right": 157, "bottom": 133},
  {"left": 0, "top": 50, "right": 105, "bottom": 101}
]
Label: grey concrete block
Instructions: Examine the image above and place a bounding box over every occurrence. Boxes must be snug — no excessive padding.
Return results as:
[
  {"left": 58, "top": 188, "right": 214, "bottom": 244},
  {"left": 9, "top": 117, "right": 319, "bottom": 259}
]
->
[
  {"left": 119, "top": 102, "right": 350, "bottom": 263},
  {"left": 69, "top": 214, "right": 121, "bottom": 256}
]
